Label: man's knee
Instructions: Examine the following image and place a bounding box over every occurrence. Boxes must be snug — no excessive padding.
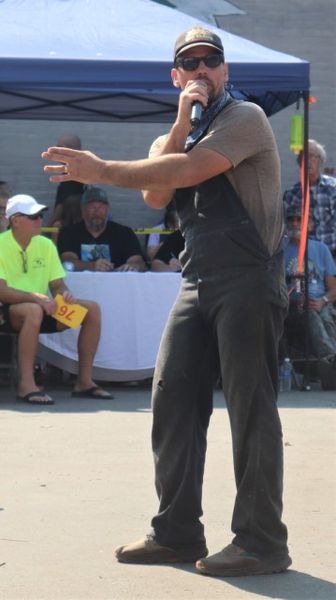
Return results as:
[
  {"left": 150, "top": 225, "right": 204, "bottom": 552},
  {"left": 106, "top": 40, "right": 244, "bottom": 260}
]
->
[
  {"left": 9, "top": 302, "right": 44, "bottom": 331},
  {"left": 81, "top": 300, "right": 101, "bottom": 325}
]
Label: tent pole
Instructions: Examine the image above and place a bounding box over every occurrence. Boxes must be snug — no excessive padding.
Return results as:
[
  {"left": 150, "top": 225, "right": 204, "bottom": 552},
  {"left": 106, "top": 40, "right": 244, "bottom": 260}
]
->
[{"left": 302, "top": 90, "right": 311, "bottom": 390}]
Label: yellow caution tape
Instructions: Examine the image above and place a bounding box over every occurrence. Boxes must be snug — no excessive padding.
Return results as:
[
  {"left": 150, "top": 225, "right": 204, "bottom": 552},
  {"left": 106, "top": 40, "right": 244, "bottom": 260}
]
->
[
  {"left": 41, "top": 227, "right": 176, "bottom": 235},
  {"left": 133, "top": 228, "right": 175, "bottom": 234}
]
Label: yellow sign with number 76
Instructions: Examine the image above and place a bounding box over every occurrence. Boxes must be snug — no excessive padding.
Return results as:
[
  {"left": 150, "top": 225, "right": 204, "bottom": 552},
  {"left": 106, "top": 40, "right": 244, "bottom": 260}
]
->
[{"left": 52, "top": 294, "right": 88, "bottom": 329}]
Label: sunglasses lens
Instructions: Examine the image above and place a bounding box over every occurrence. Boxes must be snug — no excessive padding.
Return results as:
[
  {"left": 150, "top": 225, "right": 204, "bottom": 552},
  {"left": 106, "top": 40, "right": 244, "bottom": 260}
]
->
[
  {"left": 177, "top": 54, "right": 223, "bottom": 71},
  {"left": 180, "top": 57, "right": 199, "bottom": 71},
  {"left": 205, "top": 54, "right": 222, "bottom": 68}
]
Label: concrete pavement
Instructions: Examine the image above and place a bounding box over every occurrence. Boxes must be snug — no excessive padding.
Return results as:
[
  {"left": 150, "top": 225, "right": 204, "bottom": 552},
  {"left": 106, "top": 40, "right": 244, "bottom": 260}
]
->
[{"left": 0, "top": 382, "right": 335, "bottom": 600}]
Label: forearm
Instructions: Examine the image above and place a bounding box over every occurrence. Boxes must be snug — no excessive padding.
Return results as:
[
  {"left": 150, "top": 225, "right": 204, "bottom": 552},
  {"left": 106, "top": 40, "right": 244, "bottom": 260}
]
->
[
  {"left": 151, "top": 258, "right": 181, "bottom": 273},
  {"left": 125, "top": 256, "right": 147, "bottom": 272},
  {"left": 49, "top": 280, "right": 69, "bottom": 297},
  {"left": 43, "top": 142, "right": 232, "bottom": 196},
  {"left": 324, "top": 285, "right": 336, "bottom": 303},
  {"left": 151, "top": 259, "right": 173, "bottom": 272},
  {"left": 101, "top": 153, "right": 196, "bottom": 192},
  {"left": 71, "top": 259, "right": 97, "bottom": 272},
  {"left": 60, "top": 252, "right": 97, "bottom": 272},
  {"left": 143, "top": 122, "right": 191, "bottom": 207},
  {"left": 0, "top": 285, "right": 47, "bottom": 305}
]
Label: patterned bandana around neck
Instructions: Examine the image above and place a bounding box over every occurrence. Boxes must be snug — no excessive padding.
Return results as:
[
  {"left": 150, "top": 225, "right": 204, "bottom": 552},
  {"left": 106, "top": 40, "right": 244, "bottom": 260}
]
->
[{"left": 184, "top": 89, "right": 231, "bottom": 152}]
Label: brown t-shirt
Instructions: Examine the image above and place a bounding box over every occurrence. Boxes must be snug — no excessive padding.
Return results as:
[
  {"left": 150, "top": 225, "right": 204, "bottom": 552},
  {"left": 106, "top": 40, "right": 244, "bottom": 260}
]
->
[
  {"left": 151, "top": 100, "right": 283, "bottom": 256},
  {"left": 197, "top": 100, "right": 283, "bottom": 255}
]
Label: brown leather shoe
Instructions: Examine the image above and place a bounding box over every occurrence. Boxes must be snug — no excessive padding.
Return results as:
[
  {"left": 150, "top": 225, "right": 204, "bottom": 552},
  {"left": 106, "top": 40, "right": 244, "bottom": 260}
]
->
[
  {"left": 115, "top": 535, "right": 208, "bottom": 564},
  {"left": 196, "top": 543, "right": 292, "bottom": 577}
]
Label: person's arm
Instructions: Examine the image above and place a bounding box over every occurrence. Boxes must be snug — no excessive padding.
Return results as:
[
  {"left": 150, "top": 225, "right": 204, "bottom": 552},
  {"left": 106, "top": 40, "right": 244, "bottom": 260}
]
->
[
  {"left": 312, "top": 246, "right": 336, "bottom": 310},
  {"left": 115, "top": 255, "right": 147, "bottom": 272},
  {"left": 49, "top": 277, "right": 76, "bottom": 304},
  {"left": 42, "top": 82, "right": 232, "bottom": 207},
  {"left": 324, "top": 275, "right": 336, "bottom": 302},
  {"left": 60, "top": 251, "right": 114, "bottom": 272},
  {"left": 151, "top": 257, "right": 181, "bottom": 272},
  {"left": 111, "top": 226, "right": 147, "bottom": 272},
  {"left": 151, "top": 231, "right": 184, "bottom": 272},
  {"left": 142, "top": 79, "right": 211, "bottom": 208},
  {"left": 0, "top": 279, "right": 56, "bottom": 315},
  {"left": 49, "top": 277, "right": 68, "bottom": 297},
  {"left": 43, "top": 146, "right": 232, "bottom": 206},
  {"left": 309, "top": 276, "right": 336, "bottom": 311}
]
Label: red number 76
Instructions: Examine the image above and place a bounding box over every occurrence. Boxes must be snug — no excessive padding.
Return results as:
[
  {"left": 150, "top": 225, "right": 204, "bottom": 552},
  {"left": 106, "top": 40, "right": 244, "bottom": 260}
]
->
[{"left": 57, "top": 305, "right": 75, "bottom": 321}]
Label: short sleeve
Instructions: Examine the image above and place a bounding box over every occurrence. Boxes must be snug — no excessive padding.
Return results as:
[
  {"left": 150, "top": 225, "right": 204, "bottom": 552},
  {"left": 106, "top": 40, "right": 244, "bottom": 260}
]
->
[
  {"left": 47, "top": 240, "right": 66, "bottom": 281},
  {"left": 197, "top": 102, "right": 275, "bottom": 167}
]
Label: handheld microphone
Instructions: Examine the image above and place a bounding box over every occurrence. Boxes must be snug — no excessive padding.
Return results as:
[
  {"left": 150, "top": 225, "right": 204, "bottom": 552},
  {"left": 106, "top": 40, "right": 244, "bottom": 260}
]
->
[{"left": 190, "top": 102, "right": 203, "bottom": 129}]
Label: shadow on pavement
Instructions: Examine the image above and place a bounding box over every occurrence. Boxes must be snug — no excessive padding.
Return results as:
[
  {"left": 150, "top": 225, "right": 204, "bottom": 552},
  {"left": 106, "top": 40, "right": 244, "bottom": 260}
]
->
[
  {"left": 0, "top": 381, "right": 152, "bottom": 413},
  {"left": 0, "top": 380, "right": 334, "bottom": 414},
  {"left": 170, "top": 564, "right": 335, "bottom": 600}
]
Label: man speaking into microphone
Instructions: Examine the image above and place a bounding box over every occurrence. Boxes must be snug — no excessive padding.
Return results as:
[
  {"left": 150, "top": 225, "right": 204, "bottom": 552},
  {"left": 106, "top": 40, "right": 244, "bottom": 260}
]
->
[{"left": 43, "top": 26, "right": 291, "bottom": 577}]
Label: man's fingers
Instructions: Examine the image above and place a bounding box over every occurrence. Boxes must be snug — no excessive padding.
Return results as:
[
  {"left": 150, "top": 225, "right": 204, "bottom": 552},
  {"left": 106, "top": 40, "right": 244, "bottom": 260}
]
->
[
  {"left": 46, "top": 173, "right": 72, "bottom": 183},
  {"left": 42, "top": 147, "right": 79, "bottom": 160},
  {"left": 43, "top": 164, "right": 70, "bottom": 174}
]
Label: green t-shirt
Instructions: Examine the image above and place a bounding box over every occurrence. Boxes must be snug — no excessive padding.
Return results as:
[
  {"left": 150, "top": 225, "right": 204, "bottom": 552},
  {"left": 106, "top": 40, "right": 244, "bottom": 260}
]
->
[{"left": 0, "top": 230, "right": 65, "bottom": 294}]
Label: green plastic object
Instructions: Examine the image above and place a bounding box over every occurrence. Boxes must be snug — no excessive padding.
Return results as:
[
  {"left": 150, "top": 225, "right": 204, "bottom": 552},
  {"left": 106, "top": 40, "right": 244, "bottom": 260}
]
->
[{"left": 290, "top": 113, "right": 304, "bottom": 154}]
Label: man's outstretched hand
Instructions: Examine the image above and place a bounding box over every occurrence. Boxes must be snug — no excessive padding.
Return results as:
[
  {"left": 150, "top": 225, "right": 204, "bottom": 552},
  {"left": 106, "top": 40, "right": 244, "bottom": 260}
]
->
[{"left": 42, "top": 147, "right": 105, "bottom": 184}]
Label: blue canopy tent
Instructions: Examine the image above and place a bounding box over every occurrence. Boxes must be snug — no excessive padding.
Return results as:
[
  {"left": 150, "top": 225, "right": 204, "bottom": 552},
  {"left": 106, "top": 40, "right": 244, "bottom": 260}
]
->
[{"left": 0, "top": 0, "right": 310, "bottom": 122}]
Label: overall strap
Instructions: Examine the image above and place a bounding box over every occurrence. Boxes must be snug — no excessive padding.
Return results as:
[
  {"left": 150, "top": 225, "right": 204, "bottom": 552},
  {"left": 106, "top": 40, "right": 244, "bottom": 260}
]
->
[{"left": 184, "top": 92, "right": 235, "bottom": 152}]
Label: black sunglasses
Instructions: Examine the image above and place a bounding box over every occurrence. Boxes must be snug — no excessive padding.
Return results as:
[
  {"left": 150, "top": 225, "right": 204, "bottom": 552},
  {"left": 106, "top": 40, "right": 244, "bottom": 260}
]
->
[
  {"left": 175, "top": 54, "right": 224, "bottom": 71},
  {"left": 17, "top": 212, "right": 44, "bottom": 221}
]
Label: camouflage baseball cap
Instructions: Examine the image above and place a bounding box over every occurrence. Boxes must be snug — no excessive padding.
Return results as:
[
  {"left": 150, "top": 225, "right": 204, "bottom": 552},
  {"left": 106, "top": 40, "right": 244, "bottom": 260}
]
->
[{"left": 174, "top": 27, "right": 224, "bottom": 60}]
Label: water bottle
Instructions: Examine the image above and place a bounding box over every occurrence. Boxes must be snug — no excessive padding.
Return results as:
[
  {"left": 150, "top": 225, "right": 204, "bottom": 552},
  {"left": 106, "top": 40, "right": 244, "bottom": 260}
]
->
[{"left": 279, "top": 357, "right": 292, "bottom": 392}]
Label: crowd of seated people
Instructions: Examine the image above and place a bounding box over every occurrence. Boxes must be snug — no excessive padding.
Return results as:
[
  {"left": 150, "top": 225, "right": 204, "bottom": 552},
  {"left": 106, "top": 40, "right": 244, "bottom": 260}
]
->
[
  {"left": 283, "top": 139, "right": 336, "bottom": 260},
  {"left": 0, "top": 193, "right": 113, "bottom": 404},
  {"left": 0, "top": 176, "right": 184, "bottom": 400},
  {"left": 3, "top": 135, "right": 333, "bottom": 397},
  {"left": 281, "top": 142, "right": 336, "bottom": 389}
]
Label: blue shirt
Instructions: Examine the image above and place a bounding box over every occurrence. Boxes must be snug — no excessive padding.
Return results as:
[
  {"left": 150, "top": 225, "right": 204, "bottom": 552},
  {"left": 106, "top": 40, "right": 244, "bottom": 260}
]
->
[{"left": 284, "top": 237, "right": 336, "bottom": 298}]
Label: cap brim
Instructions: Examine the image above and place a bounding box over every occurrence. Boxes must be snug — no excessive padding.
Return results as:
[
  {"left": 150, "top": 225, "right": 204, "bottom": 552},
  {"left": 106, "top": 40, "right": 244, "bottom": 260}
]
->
[
  {"left": 82, "top": 199, "right": 108, "bottom": 205},
  {"left": 6, "top": 204, "right": 47, "bottom": 218},
  {"left": 28, "top": 204, "right": 48, "bottom": 215},
  {"left": 175, "top": 42, "right": 223, "bottom": 59}
]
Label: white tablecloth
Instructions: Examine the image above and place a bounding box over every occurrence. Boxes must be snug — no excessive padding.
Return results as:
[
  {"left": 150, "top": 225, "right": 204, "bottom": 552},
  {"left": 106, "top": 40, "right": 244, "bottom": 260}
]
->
[{"left": 38, "top": 272, "right": 181, "bottom": 381}]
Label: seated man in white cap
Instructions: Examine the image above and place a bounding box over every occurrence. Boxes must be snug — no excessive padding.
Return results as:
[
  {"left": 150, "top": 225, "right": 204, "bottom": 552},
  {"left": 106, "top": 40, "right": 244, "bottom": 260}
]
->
[{"left": 0, "top": 194, "right": 112, "bottom": 405}]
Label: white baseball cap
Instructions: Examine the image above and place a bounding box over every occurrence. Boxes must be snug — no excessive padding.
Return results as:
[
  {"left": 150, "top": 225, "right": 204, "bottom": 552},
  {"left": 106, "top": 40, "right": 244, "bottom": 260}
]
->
[{"left": 6, "top": 194, "right": 47, "bottom": 219}]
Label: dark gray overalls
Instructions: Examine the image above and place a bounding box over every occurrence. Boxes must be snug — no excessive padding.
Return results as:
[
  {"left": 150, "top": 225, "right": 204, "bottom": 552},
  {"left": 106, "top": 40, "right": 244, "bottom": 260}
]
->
[{"left": 150, "top": 152, "right": 289, "bottom": 558}]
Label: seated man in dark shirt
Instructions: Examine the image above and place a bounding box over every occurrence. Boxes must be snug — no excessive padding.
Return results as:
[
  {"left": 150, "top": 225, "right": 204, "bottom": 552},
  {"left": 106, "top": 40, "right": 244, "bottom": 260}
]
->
[
  {"left": 151, "top": 230, "right": 184, "bottom": 272},
  {"left": 57, "top": 186, "right": 146, "bottom": 272}
]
